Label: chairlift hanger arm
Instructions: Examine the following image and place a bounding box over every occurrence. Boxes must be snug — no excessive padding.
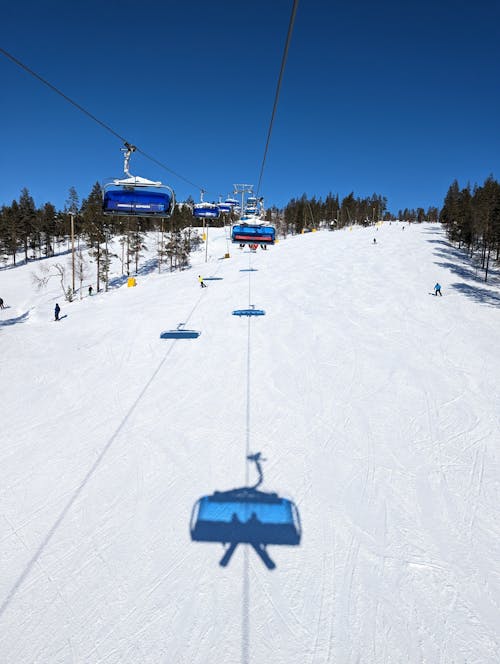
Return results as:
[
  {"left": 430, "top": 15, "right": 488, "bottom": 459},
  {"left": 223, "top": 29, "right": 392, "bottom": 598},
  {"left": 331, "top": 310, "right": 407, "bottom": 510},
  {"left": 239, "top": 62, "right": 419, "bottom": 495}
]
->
[{"left": 121, "top": 143, "right": 138, "bottom": 178}]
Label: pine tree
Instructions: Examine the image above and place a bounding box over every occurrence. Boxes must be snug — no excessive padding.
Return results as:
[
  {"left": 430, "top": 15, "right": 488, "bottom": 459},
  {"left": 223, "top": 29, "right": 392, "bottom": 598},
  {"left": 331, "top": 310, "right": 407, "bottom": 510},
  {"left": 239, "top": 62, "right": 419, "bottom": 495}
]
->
[
  {"left": 81, "top": 182, "right": 107, "bottom": 291},
  {"left": 0, "top": 202, "right": 20, "bottom": 264},
  {"left": 129, "top": 219, "right": 147, "bottom": 274},
  {"left": 18, "top": 188, "right": 37, "bottom": 262}
]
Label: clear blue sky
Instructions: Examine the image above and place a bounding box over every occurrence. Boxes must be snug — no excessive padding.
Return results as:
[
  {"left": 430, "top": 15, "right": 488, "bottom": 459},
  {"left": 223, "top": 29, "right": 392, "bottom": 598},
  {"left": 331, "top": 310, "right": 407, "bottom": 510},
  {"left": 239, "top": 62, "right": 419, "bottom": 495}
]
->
[{"left": 2, "top": 0, "right": 499, "bottom": 214}]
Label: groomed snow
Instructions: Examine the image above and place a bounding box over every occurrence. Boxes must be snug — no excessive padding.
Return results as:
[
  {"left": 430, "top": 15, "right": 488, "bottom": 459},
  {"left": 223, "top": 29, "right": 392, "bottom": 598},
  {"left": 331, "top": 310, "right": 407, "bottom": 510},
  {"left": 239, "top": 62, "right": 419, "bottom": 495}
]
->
[{"left": 1, "top": 222, "right": 499, "bottom": 663}]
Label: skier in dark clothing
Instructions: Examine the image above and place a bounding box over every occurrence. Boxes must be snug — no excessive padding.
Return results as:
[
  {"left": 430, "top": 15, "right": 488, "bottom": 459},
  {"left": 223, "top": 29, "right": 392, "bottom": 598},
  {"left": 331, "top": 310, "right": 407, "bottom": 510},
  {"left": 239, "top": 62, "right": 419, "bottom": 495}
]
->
[
  {"left": 54, "top": 303, "right": 61, "bottom": 320},
  {"left": 0, "top": 297, "right": 4, "bottom": 309},
  {"left": 88, "top": 285, "right": 93, "bottom": 296},
  {"left": 434, "top": 283, "right": 442, "bottom": 296}
]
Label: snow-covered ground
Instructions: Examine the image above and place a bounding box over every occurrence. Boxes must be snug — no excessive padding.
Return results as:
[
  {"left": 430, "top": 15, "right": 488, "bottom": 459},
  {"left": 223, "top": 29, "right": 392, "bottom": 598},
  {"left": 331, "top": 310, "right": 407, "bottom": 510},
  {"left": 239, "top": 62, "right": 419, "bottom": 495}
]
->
[{"left": 1, "top": 222, "right": 499, "bottom": 663}]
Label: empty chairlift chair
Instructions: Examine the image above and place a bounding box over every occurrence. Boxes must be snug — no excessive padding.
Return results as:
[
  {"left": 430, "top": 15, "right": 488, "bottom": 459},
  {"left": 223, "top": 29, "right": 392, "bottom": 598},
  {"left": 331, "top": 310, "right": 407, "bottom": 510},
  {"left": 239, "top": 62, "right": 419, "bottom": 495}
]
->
[
  {"left": 217, "top": 197, "right": 234, "bottom": 214},
  {"left": 225, "top": 196, "right": 241, "bottom": 215},
  {"left": 217, "top": 202, "right": 233, "bottom": 214},
  {"left": 103, "top": 144, "right": 175, "bottom": 217},
  {"left": 193, "top": 191, "right": 220, "bottom": 220},
  {"left": 190, "top": 453, "right": 301, "bottom": 569}
]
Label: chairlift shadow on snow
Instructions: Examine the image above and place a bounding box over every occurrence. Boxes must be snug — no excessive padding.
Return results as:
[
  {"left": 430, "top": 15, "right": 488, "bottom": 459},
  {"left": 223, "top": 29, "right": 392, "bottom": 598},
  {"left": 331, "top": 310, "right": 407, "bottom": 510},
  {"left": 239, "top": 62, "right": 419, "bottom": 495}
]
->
[
  {"left": 190, "top": 453, "right": 301, "bottom": 570},
  {"left": 232, "top": 305, "right": 265, "bottom": 317},
  {"left": 160, "top": 323, "right": 201, "bottom": 339},
  {"left": 0, "top": 310, "right": 30, "bottom": 327}
]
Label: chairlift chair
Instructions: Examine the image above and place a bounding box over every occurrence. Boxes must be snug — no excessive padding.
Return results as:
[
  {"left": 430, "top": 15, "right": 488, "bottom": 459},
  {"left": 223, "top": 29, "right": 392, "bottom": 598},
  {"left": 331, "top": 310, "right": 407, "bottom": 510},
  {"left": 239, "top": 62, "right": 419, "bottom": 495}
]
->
[
  {"left": 231, "top": 223, "right": 276, "bottom": 245},
  {"left": 193, "top": 190, "right": 220, "bottom": 219},
  {"left": 103, "top": 144, "right": 175, "bottom": 217}
]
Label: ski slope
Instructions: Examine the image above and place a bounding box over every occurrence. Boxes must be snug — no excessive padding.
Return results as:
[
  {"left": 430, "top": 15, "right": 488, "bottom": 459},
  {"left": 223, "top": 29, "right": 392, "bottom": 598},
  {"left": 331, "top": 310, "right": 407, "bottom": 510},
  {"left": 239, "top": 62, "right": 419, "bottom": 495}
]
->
[{"left": 1, "top": 222, "right": 499, "bottom": 663}]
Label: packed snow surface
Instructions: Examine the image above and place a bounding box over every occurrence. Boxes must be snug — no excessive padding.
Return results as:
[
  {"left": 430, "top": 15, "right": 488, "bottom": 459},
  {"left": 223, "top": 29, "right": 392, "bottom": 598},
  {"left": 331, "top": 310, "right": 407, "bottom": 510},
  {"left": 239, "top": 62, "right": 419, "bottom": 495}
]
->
[{"left": 1, "top": 222, "right": 499, "bottom": 663}]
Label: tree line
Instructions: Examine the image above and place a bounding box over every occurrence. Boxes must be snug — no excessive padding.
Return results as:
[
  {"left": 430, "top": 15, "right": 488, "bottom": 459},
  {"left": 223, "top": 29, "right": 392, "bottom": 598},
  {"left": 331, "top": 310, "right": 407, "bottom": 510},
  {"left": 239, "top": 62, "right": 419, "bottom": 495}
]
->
[
  {"left": 277, "top": 192, "right": 439, "bottom": 235},
  {"left": 4, "top": 178, "right": 491, "bottom": 294},
  {"left": 0, "top": 184, "right": 215, "bottom": 297},
  {"left": 440, "top": 176, "right": 500, "bottom": 282}
]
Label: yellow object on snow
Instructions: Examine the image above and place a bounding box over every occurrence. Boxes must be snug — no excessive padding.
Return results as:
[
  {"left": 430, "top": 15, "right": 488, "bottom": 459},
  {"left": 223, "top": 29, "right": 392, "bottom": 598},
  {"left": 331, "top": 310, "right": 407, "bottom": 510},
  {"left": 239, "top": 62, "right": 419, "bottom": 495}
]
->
[{"left": 127, "top": 277, "right": 137, "bottom": 288}]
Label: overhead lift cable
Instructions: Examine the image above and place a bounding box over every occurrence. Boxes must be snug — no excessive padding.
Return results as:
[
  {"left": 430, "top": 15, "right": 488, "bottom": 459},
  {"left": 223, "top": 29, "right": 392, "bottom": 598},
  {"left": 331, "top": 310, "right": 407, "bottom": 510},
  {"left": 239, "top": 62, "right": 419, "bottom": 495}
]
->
[
  {"left": 256, "top": 0, "right": 299, "bottom": 198},
  {"left": 0, "top": 46, "right": 205, "bottom": 192}
]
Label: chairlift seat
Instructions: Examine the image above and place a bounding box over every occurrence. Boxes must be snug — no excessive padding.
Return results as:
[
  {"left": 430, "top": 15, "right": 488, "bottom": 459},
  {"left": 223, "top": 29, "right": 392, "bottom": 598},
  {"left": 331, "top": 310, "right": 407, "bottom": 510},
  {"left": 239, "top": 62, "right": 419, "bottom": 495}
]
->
[
  {"left": 103, "top": 188, "right": 173, "bottom": 216},
  {"left": 193, "top": 203, "right": 219, "bottom": 219}
]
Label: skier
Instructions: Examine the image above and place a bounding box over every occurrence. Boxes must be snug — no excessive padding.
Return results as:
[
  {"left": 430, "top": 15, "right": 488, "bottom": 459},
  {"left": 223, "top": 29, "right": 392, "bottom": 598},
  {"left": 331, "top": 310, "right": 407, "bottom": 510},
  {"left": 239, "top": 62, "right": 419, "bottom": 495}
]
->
[
  {"left": 88, "top": 285, "right": 93, "bottom": 296},
  {"left": 54, "top": 303, "right": 61, "bottom": 320},
  {"left": 373, "top": 238, "right": 377, "bottom": 244},
  {"left": 198, "top": 275, "right": 207, "bottom": 288},
  {"left": 434, "top": 283, "right": 442, "bottom": 296},
  {"left": 0, "top": 297, "right": 4, "bottom": 309}
]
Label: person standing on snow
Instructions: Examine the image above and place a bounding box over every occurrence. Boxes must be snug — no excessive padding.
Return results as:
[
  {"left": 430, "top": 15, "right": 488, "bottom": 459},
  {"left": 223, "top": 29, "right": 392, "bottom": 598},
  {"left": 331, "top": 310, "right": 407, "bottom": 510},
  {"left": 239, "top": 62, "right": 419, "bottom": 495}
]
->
[
  {"left": 434, "top": 283, "right": 442, "bottom": 296},
  {"left": 88, "top": 285, "right": 93, "bottom": 296},
  {"left": 54, "top": 303, "right": 61, "bottom": 320},
  {"left": 0, "top": 297, "right": 5, "bottom": 309},
  {"left": 198, "top": 275, "right": 207, "bottom": 288}
]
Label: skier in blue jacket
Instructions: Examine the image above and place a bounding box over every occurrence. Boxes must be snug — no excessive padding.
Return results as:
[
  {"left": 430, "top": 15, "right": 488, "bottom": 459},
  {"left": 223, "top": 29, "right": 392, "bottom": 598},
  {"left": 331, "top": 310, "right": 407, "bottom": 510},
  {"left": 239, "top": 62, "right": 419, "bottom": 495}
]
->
[
  {"left": 54, "top": 303, "right": 61, "bottom": 320},
  {"left": 434, "top": 283, "right": 442, "bottom": 296}
]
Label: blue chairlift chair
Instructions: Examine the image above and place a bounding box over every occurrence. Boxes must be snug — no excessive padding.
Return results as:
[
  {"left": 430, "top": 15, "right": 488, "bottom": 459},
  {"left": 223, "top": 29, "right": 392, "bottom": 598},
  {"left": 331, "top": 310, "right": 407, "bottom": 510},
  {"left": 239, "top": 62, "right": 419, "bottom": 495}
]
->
[
  {"left": 103, "top": 144, "right": 174, "bottom": 217},
  {"left": 231, "top": 223, "right": 275, "bottom": 245},
  {"left": 193, "top": 190, "right": 220, "bottom": 219}
]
